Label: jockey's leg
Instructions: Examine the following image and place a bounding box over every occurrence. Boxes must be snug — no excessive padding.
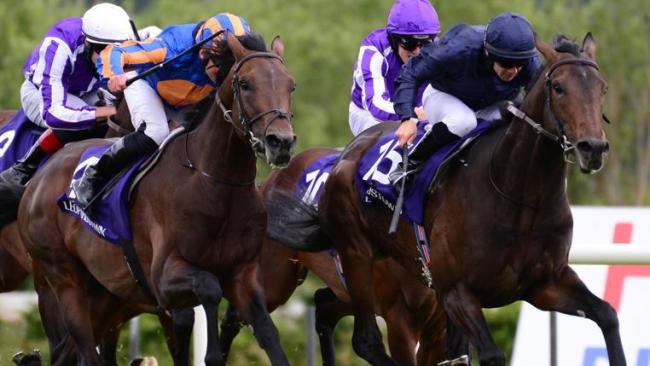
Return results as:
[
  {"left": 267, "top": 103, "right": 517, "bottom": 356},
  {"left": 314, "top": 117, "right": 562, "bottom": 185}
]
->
[
  {"left": 72, "top": 79, "right": 166, "bottom": 207},
  {"left": 0, "top": 129, "right": 62, "bottom": 187},
  {"left": 72, "top": 126, "right": 158, "bottom": 207}
]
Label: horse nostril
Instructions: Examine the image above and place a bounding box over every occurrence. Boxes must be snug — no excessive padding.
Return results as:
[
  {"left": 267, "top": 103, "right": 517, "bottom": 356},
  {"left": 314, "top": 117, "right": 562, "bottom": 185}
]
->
[
  {"left": 266, "top": 134, "right": 296, "bottom": 150},
  {"left": 577, "top": 139, "right": 608, "bottom": 155}
]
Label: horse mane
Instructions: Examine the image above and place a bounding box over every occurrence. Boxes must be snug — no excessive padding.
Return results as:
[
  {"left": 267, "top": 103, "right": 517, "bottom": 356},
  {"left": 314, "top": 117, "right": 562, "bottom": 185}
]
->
[
  {"left": 208, "top": 32, "right": 268, "bottom": 85},
  {"left": 552, "top": 35, "right": 581, "bottom": 56}
]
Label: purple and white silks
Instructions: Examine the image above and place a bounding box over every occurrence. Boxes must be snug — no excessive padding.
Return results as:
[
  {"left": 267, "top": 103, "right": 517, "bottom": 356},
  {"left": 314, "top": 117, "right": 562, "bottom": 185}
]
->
[
  {"left": 350, "top": 29, "right": 425, "bottom": 123},
  {"left": 23, "top": 18, "right": 98, "bottom": 130}
]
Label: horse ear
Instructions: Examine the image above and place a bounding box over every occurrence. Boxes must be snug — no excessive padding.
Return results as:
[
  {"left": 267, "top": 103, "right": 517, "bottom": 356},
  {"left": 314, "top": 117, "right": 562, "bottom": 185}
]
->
[
  {"left": 535, "top": 34, "right": 556, "bottom": 63},
  {"left": 581, "top": 32, "right": 597, "bottom": 60},
  {"left": 271, "top": 35, "right": 284, "bottom": 58},
  {"left": 226, "top": 31, "right": 246, "bottom": 61}
]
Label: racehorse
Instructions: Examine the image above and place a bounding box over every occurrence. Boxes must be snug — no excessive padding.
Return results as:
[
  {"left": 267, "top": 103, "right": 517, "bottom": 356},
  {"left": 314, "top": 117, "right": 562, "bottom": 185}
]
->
[
  {"left": 266, "top": 34, "right": 625, "bottom": 366},
  {"left": 0, "top": 103, "right": 188, "bottom": 365},
  {"left": 3, "top": 32, "right": 296, "bottom": 366},
  {"left": 219, "top": 147, "right": 447, "bottom": 366}
]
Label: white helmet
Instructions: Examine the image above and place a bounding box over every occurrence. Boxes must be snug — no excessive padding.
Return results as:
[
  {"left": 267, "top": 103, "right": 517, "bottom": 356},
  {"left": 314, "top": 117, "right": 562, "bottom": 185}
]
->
[{"left": 82, "top": 3, "right": 133, "bottom": 45}]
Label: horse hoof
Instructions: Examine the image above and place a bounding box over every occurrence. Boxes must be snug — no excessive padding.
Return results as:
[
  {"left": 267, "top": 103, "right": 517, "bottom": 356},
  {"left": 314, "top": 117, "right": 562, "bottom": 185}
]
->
[{"left": 12, "top": 350, "right": 42, "bottom": 366}]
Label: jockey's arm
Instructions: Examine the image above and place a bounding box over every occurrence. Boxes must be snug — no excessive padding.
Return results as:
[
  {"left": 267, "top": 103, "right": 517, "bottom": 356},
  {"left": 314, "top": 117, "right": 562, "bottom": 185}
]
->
[
  {"left": 96, "top": 39, "right": 168, "bottom": 92},
  {"left": 355, "top": 46, "right": 399, "bottom": 122},
  {"left": 37, "top": 40, "right": 97, "bottom": 129},
  {"left": 393, "top": 44, "right": 440, "bottom": 123}
]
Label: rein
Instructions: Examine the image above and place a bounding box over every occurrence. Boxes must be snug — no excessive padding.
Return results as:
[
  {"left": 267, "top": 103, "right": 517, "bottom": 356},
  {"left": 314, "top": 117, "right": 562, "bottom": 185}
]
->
[
  {"left": 489, "top": 57, "right": 601, "bottom": 208},
  {"left": 183, "top": 51, "right": 289, "bottom": 186}
]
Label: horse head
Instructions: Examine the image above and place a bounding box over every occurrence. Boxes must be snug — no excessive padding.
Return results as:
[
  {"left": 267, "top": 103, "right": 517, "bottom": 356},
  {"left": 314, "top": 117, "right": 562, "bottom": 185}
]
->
[
  {"left": 218, "top": 32, "right": 297, "bottom": 167},
  {"left": 535, "top": 33, "right": 609, "bottom": 173}
]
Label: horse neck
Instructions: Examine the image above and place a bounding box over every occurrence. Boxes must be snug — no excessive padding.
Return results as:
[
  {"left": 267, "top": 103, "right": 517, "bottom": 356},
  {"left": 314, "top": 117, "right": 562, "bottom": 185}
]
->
[
  {"left": 189, "top": 100, "right": 257, "bottom": 183},
  {"left": 491, "top": 79, "right": 568, "bottom": 206}
]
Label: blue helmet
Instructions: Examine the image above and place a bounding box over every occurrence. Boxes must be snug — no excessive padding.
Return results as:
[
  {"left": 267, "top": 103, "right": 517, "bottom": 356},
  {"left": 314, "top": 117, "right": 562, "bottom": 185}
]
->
[
  {"left": 386, "top": 0, "right": 441, "bottom": 36},
  {"left": 484, "top": 12, "right": 537, "bottom": 60}
]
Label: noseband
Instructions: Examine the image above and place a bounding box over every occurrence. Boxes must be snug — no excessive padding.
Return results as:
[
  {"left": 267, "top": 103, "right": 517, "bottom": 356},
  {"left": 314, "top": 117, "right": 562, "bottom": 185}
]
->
[{"left": 216, "top": 51, "right": 293, "bottom": 152}]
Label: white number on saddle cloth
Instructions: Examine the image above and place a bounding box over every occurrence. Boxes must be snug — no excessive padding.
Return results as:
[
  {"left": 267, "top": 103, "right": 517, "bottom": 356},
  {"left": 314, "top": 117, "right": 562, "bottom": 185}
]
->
[
  {"left": 0, "top": 130, "right": 16, "bottom": 158},
  {"left": 362, "top": 139, "right": 402, "bottom": 186},
  {"left": 302, "top": 169, "right": 330, "bottom": 206},
  {"left": 67, "top": 156, "right": 99, "bottom": 199}
]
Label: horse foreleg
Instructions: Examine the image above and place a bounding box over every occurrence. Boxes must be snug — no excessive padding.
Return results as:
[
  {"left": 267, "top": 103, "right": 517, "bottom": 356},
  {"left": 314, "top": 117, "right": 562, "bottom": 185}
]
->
[
  {"left": 442, "top": 285, "right": 504, "bottom": 366},
  {"left": 337, "top": 249, "right": 398, "bottom": 366},
  {"left": 416, "top": 300, "right": 448, "bottom": 366},
  {"left": 383, "top": 301, "right": 419, "bottom": 366},
  {"left": 159, "top": 257, "right": 222, "bottom": 366},
  {"left": 227, "top": 261, "right": 290, "bottom": 366},
  {"left": 219, "top": 304, "right": 243, "bottom": 362},
  {"left": 313, "top": 287, "right": 351, "bottom": 366},
  {"left": 527, "top": 266, "right": 627, "bottom": 366},
  {"left": 170, "top": 308, "right": 194, "bottom": 366}
]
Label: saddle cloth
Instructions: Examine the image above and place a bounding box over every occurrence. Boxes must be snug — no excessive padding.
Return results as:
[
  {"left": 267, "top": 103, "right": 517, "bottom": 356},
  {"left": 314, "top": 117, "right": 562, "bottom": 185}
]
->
[
  {"left": 57, "top": 127, "right": 186, "bottom": 245},
  {"left": 0, "top": 109, "right": 45, "bottom": 171},
  {"left": 356, "top": 119, "right": 498, "bottom": 224}
]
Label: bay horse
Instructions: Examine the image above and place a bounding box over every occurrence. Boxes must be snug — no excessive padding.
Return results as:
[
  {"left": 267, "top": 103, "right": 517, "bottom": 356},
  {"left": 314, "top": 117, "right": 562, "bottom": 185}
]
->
[
  {"left": 267, "top": 34, "right": 625, "bottom": 366},
  {"left": 219, "top": 147, "right": 447, "bottom": 366},
  {"left": 0, "top": 103, "right": 189, "bottom": 365},
  {"left": 4, "top": 32, "right": 296, "bottom": 366}
]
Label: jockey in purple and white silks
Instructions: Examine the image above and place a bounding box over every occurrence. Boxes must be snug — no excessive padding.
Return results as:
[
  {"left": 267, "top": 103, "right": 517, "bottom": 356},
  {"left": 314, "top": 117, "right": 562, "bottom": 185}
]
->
[
  {"left": 348, "top": 0, "right": 440, "bottom": 136},
  {"left": 392, "top": 12, "right": 543, "bottom": 176},
  {"left": 0, "top": 3, "right": 149, "bottom": 190}
]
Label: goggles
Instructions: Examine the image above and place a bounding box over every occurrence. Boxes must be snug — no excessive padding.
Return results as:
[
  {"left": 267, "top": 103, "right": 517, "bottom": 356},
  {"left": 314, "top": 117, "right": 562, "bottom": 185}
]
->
[{"left": 395, "top": 34, "right": 434, "bottom": 51}]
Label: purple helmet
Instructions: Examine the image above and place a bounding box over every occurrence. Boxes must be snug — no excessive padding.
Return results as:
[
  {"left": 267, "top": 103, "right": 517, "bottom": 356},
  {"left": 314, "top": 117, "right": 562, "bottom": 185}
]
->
[{"left": 386, "top": 0, "right": 441, "bottom": 36}]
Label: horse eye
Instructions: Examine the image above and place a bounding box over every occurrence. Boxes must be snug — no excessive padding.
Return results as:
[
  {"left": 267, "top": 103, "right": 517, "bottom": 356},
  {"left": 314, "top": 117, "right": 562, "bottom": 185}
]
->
[
  {"left": 552, "top": 82, "right": 564, "bottom": 95},
  {"left": 239, "top": 80, "right": 251, "bottom": 91}
]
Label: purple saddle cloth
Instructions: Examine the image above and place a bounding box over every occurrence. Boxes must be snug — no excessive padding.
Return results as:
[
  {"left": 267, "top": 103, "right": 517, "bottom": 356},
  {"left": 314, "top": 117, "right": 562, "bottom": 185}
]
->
[
  {"left": 0, "top": 109, "right": 45, "bottom": 171},
  {"left": 294, "top": 153, "right": 340, "bottom": 206},
  {"left": 57, "top": 144, "right": 148, "bottom": 245},
  {"left": 356, "top": 119, "right": 498, "bottom": 224}
]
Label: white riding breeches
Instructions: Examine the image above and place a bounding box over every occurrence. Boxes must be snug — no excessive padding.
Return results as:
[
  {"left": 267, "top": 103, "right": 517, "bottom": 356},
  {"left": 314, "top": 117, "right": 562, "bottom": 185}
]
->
[
  {"left": 349, "top": 102, "right": 383, "bottom": 136},
  {"left": 20, "top": 79, "right": 99, "bottom": 129},
  {"left": 421, "top": 85, "right": 502, "bottom": 137},
  {"left": 124, "top": 79, "right": 169, "bottom": 146}
]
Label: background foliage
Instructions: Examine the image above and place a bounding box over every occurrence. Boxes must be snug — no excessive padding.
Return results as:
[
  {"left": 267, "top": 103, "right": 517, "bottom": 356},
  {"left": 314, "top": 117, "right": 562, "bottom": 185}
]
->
[{"left": 0, "top": 0, "right": 648, "bottom": 364}]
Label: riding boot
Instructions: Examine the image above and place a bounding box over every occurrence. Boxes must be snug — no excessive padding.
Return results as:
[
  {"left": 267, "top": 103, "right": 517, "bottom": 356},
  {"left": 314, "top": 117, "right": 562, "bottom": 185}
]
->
[
  {"left": 72, "top": 129, "right": 158, "bottom": 208},
  {"left": 0, "top": 129, "right": 63, "bottom": 188},
  {"left": 391, "top": 122, "right": 459, "bottom": 188}
]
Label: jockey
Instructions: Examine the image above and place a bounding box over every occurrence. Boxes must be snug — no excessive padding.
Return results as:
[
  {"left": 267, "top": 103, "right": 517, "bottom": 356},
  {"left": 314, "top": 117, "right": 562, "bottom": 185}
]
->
[
  {"left": 393, "top": 12, "right": 543, "bottom": 175},
  {"left": 0, "top": 3, "right": 141, "bottom": 188},
  {"left": 72, "top": 13, "right": 251, "bottom": 207},
  {"left": 349, "top": 0, "right": 440, "bottom": 136}
]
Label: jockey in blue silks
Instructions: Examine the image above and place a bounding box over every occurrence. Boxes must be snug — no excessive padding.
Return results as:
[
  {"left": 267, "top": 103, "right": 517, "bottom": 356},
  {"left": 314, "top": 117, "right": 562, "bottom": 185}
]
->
[
  {"left": 0, "top": 3, "right": 155, "bottom": 189},
  {"left": 72, "top": 13, "right": 251, "bottom": 207},
  {"left": 393, "top": 12, "right": 543, "bottom": 174},
  {"left": 349, "top": 0, "right": 441, "bottom": 136}
]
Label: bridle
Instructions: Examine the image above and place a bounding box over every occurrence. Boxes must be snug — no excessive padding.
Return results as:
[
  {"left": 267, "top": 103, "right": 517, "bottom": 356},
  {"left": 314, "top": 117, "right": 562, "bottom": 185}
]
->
[
  {"left": 183, "top": 50, "right": 292, "bottom": 187},
  {"left": 215, "top": 51, "right": 293, "bottom": 154},
  {"left": 490, "top": 57, "right": 605, "bottom": 208},
  {"left": 506, "top": 58, "right": 602, "bottom": 158}
]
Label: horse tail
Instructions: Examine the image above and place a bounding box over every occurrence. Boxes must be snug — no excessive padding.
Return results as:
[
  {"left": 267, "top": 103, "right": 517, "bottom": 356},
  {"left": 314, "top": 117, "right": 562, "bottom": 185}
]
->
[
  {"left": 266, "top": 188, "right": 330, "bottom": 252},
  {"left": 0, "top": 183, "right": 22, "bottom": 228}
]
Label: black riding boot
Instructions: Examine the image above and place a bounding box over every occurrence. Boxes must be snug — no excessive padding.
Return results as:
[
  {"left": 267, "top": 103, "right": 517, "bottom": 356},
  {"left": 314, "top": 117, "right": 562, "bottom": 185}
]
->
[
  {"left": 72, "top": 130, "right": 158, "bottom": 208},
  {"left": 0, "top": 140, "right": 47, "bottom": 187},
  {"left": 391, "top": 122, "right": 459, "bottom": 187}
]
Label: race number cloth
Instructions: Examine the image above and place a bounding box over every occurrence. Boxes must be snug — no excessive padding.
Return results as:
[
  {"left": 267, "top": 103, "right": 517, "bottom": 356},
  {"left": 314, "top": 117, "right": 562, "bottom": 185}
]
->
[
  {"left": 294, "top": 153, "right": 340, "bottom": 207},
  {"left": 356, "top": 119, "right": 497, "bottom": 224},
  {"left": 0, "top": 109, "right": 45, "bottom": 171},
  {"left": 57, "top": 145, "right": 147, "bottom": 245}
]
